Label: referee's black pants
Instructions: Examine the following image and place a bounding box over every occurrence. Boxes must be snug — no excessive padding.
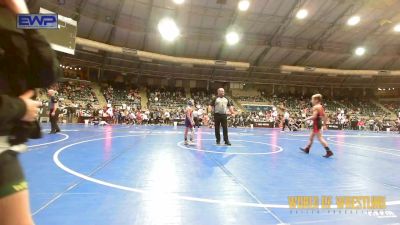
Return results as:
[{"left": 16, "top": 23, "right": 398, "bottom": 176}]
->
[
  {"left": 214, "top": 113, "right": 229, "bottom": 143},
  {"left": 49, "top": 111, "right": 60, "bottom": 132},
  {"left": 194, "top": 117, "right": 200, "bottom": 128},
  {"left": 282, "top": 119, "right": 291, "bottom": 131}
]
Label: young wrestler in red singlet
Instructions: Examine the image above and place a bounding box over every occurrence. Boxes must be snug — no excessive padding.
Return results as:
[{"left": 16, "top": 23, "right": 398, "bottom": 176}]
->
[{"left": 300, "top": 94, "right": 333, "bottom": 158}]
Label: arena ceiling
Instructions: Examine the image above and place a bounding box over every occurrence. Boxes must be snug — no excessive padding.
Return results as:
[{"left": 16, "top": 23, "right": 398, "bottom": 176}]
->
[{"left": 30, "top": 0, "right": 400, "bottom": 87}]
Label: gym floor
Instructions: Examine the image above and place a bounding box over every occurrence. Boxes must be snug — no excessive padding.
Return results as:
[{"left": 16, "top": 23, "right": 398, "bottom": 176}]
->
[{"left": 23, "top": 124, "right": 400, "bottom": 225}]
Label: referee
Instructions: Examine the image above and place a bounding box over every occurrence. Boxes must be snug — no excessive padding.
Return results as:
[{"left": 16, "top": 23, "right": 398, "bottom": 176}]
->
[
  {"left": 282, "top": 110, "right": 291, "bottom": 131},
  {"left": 209, "top": 88, "right": 234, "bottom": 145},
  {"left": 48, "top": 90, "right": 60, "bottom": 134}
]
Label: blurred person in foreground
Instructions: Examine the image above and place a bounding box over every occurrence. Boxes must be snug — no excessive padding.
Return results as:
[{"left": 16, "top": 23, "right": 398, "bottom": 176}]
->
[{"left": 0, "top": 0, "right": 60, "bottom": 224}]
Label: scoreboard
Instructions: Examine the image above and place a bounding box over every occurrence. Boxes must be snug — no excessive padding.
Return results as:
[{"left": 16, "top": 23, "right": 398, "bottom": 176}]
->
[{"left": 39, "top": 8, "right": 77, "bottom": 55}]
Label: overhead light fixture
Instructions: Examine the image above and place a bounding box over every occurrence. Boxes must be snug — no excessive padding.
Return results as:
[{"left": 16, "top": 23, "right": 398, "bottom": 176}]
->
[
  {"left": 226, "top": 31, "right": 240, "bottom": 45},
  {"left": 238, "top": 0, "right": 250, "bottom": 11},
  {"left": 347, "top": 16, "right": 360, "bottom": 26},
  {"left": 394, "top": 23, "right": 400, "bottom": 32},
  {"left": 172, "top": 0, "right": 184, "bottom": 4},
  {"left": 158, "top": 18, "right": 180, "bottom": 42},
  {"left": 355, "top": 46, "right": 366, "bottom": 56},
  {"left": 296, "top": 9, "right": 308, "bottom": 20}
]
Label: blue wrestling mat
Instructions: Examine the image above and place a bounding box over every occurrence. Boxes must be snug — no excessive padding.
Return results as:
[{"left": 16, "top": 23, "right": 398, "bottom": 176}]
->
[{"left": 23, "top": 124, "right": 400, "bottom": 225}]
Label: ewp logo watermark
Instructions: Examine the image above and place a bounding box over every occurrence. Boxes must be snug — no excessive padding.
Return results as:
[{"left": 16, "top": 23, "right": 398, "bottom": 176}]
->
[{"left": 17, "top": 14, "right": 58, "bottom": 29}]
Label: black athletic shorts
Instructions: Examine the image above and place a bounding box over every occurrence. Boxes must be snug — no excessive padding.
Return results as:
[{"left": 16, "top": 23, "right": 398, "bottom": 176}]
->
[{"left": 0, "top": 151, "right": 27, "bottom": 198}]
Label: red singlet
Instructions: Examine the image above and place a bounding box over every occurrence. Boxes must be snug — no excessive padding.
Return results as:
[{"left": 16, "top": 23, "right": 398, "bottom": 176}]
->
[{"left": 313, "top": 105, "right": 325, "bottom": 133}]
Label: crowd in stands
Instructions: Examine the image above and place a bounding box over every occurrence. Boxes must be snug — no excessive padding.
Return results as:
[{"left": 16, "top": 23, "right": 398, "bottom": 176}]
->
[
  {"left": 191, "top": 88, "right": 213, "bottom": 107},
  {"left": 148, "top": 87, "right": 186, "bottom": 109},
  {"left": 37, "top": 81, "right": 99, "bottom": 113},
  {"left": 242, "top": 105, "right": 273, "bottom": 112},
  {"left": 38, "top": 82, "right": 400, "bottom": 132},
  {"left": 258, "top": 93, "right": 390, "bottom": 117},
  {"left": 335, "top": 98, "right": 386, "bottom": 116},
  {"left": 241, "top": 92, "right": 398, "bottom": 131},
  {"left": 102, "top": 84, "right": 141, "bottom": 108},
  {"left": 236, "top": 96, "right": 266, "bottom": 102},
  {"left": 382, "top": 102, "right": 400, "bottom": 114},
  {"left": 58, "top": 81, "right": 98, "bottom": 105}
]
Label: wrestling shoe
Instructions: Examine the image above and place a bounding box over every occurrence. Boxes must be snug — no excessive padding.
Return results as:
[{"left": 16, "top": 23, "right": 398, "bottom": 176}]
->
[
  {"left": 323, "top": 150, "right": 334, "bottom": 158},
  {"left": 300, "top": 147, "right": 310, "bottom": 154}
]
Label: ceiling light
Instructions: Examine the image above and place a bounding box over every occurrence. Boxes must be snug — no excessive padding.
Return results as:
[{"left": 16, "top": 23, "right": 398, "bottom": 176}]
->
[
  {"left": 296, "top": 9, "right": 308, "bottom": 20},
  {"left": 172, "top": 0, "right": 184, "bottom": 4},
  {"left": 226, "top": 31, "right": 240, "bottom": 45},
  {"left": 238, "top": 0, "right": 250, "bottom": 11},
  {"left": 158, "top": 18, "right": 180, "bottom": 42},
  {"left": 347, "top": 16, "right": 360, "bottom": 26},
  {"left": 394, "top": 23, "right": 400, "bottom": 32},
  {"left": 355, "top": 46, "right": 366, "bottom": 56}
]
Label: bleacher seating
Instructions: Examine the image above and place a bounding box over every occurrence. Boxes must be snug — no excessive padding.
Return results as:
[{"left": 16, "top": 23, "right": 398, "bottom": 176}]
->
[
  {"left": 191, "top": 88, "right": 213, "bottom": 107},
  {"left": 42, "top": 82, "right": 398, "bottom": 126},
  {"left": 57, "top": 81, "right": 98, "bottom": 106},
  {"left": 147, "top": 87, "right": 186, "bottom": 110},
  {"left": 242, "top": 105, "right": 274, "bottom": 112},
  {"left": 102, "top": 84, "right": 141, "bottom": 108},
  {"left": 236, "top": 96, "right": 265, "bottom": 102},
  {"left": 336, "top": 98, "right": 386, "bottom": 116},
  {"left": 382, "top": 101, "right": 400, "bottom": 114}
]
